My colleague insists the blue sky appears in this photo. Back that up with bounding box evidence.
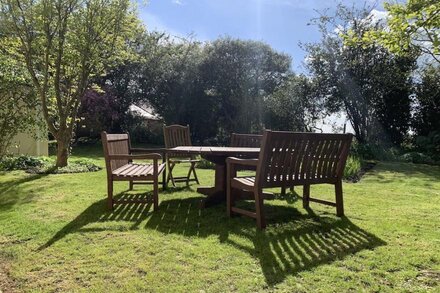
[139,0,388,73]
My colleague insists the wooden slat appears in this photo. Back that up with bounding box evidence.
[231,207,257,218]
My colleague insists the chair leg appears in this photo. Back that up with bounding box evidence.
[335,180,344,217]
[129,180,133,191]
[167,161,176,187]
[185,163,193,186]
[303,184,310,209]
[191,162,200,184]
[153,178,159,211]
[226,174,233,218]
[281,186,286,196]
[107,179,114,210]
[290,186,295,193]
[255,189,266,229]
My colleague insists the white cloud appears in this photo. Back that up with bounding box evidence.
[172,0,184,5]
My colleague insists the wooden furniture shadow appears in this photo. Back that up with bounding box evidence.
[226,130,353,229]
[163,124,200,187]
[101,132,165,210]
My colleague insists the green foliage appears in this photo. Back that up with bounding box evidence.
[0,0,143,166]
[414,131,440,162]
[413,66,440,137]
[196,158,215,169]
[0,155,101,173]
[343,156,362,180]
[305,5,418,145]
[351,142,401,161]
[264,74,318,131]
[400,152,436,165]
[381,0,439,64]
[0,53,42,157]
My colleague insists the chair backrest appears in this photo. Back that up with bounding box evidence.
[101,132,130,173]
[230,133,262,147]
[163,124,192,158]
[255,130,353,188]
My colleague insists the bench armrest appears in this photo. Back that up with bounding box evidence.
[108,154,162,161]
[226,157,259,167]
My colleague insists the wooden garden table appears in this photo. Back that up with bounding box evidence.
[168,146,261,207]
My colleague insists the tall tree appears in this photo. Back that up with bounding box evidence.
[199,38,291,139]
[304,5,418,145]
[0,0,141,166]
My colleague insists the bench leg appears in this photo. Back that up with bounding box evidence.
[281,186,286,196]
[153,178,159,211]
[129,180,133,190]
[255,189,266,229]
[107,179,114,210]
[335,180,344,217]
[302,184,310,209]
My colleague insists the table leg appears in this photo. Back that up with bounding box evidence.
[197,162,226,207]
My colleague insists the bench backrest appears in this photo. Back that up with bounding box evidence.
[101,132,130,173]
[163,124,192,158]
[256,131,353,188]
[230,133,262,147]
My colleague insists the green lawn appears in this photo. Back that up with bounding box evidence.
[1,146,439,292]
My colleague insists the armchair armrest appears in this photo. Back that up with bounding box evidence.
[226,157,259,167]
[108,154,162,161]
[131,147,167,154]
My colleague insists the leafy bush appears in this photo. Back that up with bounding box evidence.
[196,158,215,169]
[400,152,435,165]
[0,155,101,174]
[414,131,440,163]
[0,155,48,171]
[351,142,401,161]
[343,156,362,180]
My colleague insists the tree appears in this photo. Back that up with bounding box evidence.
[304,5,418,145]
[199,38,291,141]
[0,52,41,157]
[264,74,318,131]
[0,0,141,166]
[413,65,440,137]
[376,0,440,64]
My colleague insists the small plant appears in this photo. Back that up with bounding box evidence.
[343,156,362,180]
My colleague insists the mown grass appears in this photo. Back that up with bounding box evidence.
[0,145,439,292]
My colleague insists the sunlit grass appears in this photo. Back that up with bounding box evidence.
[0,146,439,292]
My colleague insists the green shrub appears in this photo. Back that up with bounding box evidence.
[196,159,215,169]
[351,142,401,161]
[0,155,101,173]
[0,155,48,171]
[400,152,435,165]
[343,156,362,180]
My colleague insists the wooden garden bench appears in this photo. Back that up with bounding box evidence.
[163,124,200,186]
[101,132,165,211]
[226,130,353,229]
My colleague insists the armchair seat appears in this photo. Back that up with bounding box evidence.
[231,176,256,190]
[113,163,166,179]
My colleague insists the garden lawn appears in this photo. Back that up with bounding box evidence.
[0,146,439,292]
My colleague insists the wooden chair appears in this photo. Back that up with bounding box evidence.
[226,130,353,229]
[101,132,166,211]
[163,124,200,186]
[230,133,263,148]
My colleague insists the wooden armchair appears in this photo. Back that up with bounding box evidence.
[101,132,166,211]
[226,130,353,229]
[163,124,200,186]
[230,133,263,148]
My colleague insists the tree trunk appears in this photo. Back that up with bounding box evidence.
[56,137,70,167]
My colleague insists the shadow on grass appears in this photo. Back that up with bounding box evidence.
[40,190,385,286]
[0,173,49,212]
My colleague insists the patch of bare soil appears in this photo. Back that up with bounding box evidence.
[0,260,18,293]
